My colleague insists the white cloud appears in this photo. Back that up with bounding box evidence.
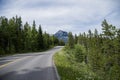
[0,0,120,34]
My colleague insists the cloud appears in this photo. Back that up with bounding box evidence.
[0,0,120,34]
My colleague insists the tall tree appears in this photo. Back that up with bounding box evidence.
[0,17,9,54]
[37,25,44,50]
[74,34,78,44]
[43,32,50,49]
[102,19,116,39]
[0,16,61,56]
[68,32,74,48]
[23,22,32,51]
[14,16,23,52]
[31,20,38,51]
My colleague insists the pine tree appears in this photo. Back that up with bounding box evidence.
[68,32,74,48]
[31,20,38,51]
[37,25,44,50]
[14,16,23,52]
[8,17,16,53]
[0,16,60,56]
[51,36,59,46]
[74,34,78,44]
[0,17,9,54]
[43,32,50,49]
[23,22,32,51]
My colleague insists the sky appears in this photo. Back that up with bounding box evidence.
[0,0,120,35]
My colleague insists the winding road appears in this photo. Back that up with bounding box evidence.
[0,46,62,80]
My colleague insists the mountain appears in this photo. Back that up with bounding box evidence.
[54,30,68,43]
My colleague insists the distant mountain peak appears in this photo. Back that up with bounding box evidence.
[58,30,63,32]
[54,30,68,43]
[57,30,66,32]
[56,30,66,33]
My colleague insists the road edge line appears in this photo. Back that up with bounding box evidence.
[0,56,31,69]
[52,54,60,80]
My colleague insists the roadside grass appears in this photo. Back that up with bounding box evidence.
[54,48,97,80]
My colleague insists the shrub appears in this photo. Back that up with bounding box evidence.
[74,44,86,63]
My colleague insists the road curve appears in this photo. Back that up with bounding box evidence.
[0,46,63,80]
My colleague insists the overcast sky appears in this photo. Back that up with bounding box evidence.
[0,0,120,34]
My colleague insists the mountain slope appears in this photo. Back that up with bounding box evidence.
[54,30,68,43]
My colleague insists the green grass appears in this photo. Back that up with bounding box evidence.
[54,48,97,80]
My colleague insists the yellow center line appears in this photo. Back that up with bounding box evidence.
[0,56,31,69]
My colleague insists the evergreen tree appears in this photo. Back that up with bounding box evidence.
[74,34,78,44]
[14,16,23,52]
[37,25,44,50]
[23,22,32,51]
[31,20,38,51]
[59,40,65,46]
[68,32,74,48]
[43,32,50,49]
[0,16,60,56]
[0,17,9,54]
[52,36,59,46]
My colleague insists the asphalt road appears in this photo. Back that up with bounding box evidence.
[0,46,63,80]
